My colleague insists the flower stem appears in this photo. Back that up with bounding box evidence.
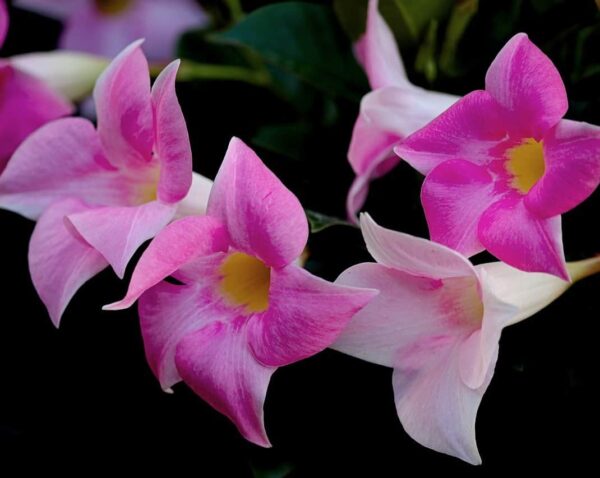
[150,60,271,87]
[225,0,244,23]
[567,256,600,283]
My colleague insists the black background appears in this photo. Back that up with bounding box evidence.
[2,0,600,475]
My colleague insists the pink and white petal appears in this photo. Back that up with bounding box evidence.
[422,159,500,257]
[248,264,377,367]
[175,320,276,447]
[0,64,73,171]
[67,200,177,279]
[207,137,308,268]
[355,0,407,89]
[393,340,491,465]
[361,86,458,143]
[138,254,226,389]
[152,59,192,204]
[0,0,7,47]
[394,90,507,175]
[93,39,153,168]
[525,119,600,218]
[28,198,108,327]
[333,262,475,367]
[478,195,568,280]
[13,0,83,19]
[0,117,132,220]
[105,215,229,310]
[360,213,477,280]
[175,172,213,218]
[485,33,567,137]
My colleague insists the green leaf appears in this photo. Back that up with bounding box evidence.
[306,210,355,234]
[439,0,479,77]
[212,2,369,101]
[414,20,439,83]
[333,0,368,41]
[252,123,315,161]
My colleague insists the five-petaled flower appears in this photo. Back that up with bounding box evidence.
[346,0,457,221]
[104,137,377,447]
[395,33,600,279]
[0,40,211,325]
[333,213,600,464]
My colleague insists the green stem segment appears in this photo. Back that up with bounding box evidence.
[567,256,600,283]
[149,61,271,87]
[225,0,244,23]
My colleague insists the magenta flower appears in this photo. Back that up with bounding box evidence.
[333,214,600,464]
[15,0,208,61]
[105,137,377,446]
[347,0,458,220]
[395,33,600,279]
[0,40,211,325]
[0,0,73,171]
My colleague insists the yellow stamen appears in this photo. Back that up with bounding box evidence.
[220,253,271,313]
[95,0,133,15]
[506,138,545,194]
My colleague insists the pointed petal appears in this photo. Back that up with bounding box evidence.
[28,198,108,327]
[176,320,275,447]
[422,159,498,257]
[93,40,153,168]
[67,201,176,278]
[152,59,192,204]
[207,137,308,268]
[248,265,377,367]
[393,341,490,465]
[394,90,506,175]
[13,0,82,19]
[0,65,73,170]
[0,117,132,220]
[478,195,568,280]
[355,0,407,89]
[175,172,213,218]
[138,253,226,389]
[10,51,109,102]
[525,119,600,217]
[485,33,567,137]
[361,85,458,140]
[360,213,477,280]
[105,215,229,310]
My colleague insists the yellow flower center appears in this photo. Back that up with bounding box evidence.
[95,0,133,15]
[505,138,545,194]
[220,253,271,313]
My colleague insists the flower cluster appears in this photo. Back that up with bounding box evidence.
[2,0,599,467]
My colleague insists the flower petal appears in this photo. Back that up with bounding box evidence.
[355,0,407,89]
[0,0,8,47]
[422,159,498,257]
[28,198,108,327]
[478,195,568,280]
[485,33,567,137]
[175,172,213,218]
[0,117,131,220]
[207,137,308,268]
[0,64,73,171]
[248,264,377,367]
[525,119,600,218]
[105,215,229,310]
[360,213,477,280]
[152,59,193,204]
[394,90,506,175]
[13,0,82,19]
[67,201,176,278]
[393,341,490,465]
[176,320,276,447]
[138,253,226,389]
[93,39,153,169]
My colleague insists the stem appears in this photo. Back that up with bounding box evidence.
[567,256,600,283]
[150,61,271,87]
[225,0,244,23]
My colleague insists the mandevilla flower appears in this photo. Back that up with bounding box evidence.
[347,0,457,221]
[104,137,377,447]
[15,0,209,61]
[0,0,73,171]
[395,33,600,279]
[333,214,600,464]
[0,40,211,325]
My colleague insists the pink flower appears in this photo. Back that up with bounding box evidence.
[395,33,600,279]
[0,0,73,171]
[105,137,377,447]
[333,213,600,464]
[0,40,211,326]
[14,0,209,61]
[347,0,458,221]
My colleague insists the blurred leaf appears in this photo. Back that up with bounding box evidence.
[414,20,439,83]
[333,0,368,41]
[251,462,294,478]
[212,2,368,101]
[252,122,314,160]
[439,0,479,77]
[306,210,354,233]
